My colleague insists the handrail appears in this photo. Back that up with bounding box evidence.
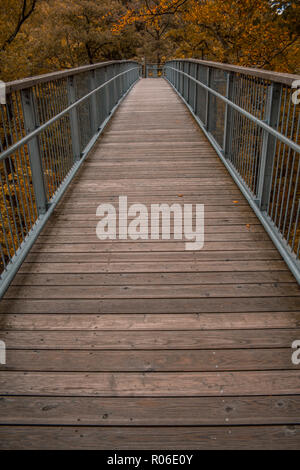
[172,59,300,86]
[164,60,300,283]
[0,60,141,297]
[6,60,138,92]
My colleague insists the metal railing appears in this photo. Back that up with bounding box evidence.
[164,59,300,283]
[0,60,140,296]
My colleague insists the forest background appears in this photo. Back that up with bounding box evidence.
[0,0,299,83]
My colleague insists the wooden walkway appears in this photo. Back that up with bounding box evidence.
[0,78,300,449]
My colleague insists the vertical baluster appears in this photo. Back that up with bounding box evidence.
[103,67,110,120]
[180,62,184,96]
[186,62,190,104]
[20,88,48,215]
[256,82,282,210]
[89,70,99,135]
[193,64,198,113]
[205,67,211,131]
[113,64,118,106]
[223,72,234,158]
[67,76,81,162]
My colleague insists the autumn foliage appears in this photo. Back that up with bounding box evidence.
[0,0,299,82]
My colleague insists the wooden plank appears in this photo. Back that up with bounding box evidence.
[57,195,250,203]
[100,135,204,143]
[1,348,297,372]
[1,396,300,426]
[40,224,265,235]
[55,204,253,214]
[17,260,289,274]
[87,152,218,158]
[12,271,295,286]
[5,283,300,299]
[0,425,299,450]
[23,250,282,263]
[93,143,222,150]
[77,171,234,179]
[83,162,225,168]
[78,153,231,160]
[48,210,256,220]
[1,329,298,349]
[39,227,267,239]
[72,180,238,191]
[59,205,252,213]
[29,241,275,253]
[37,218,262,228]
[2,312,300,331]
[1,296,299,314]
[0,371,299,396]
[64,189,244,197]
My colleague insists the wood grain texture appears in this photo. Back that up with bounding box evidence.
[1,371,300,396]
[0,425,299,450]
[1,312,300,330]
[1,329,299,349]
[5,283,300,299]
[1,78,300,450]
[1,296,299,313]
[1,396,299,426]
[2,348,298,371]
[12,271,295,286]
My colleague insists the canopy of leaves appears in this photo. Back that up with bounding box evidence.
[0,0,299,81]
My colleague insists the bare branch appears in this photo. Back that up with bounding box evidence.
[1,0,38,52]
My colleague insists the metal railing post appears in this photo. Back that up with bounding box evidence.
[20,88,48,215]
[89,70,99,134]
[105,67,111,113]
[184,62,189,101]
[223,71,234,157]
[205,67,211,130]
[67,76,81,162]
[193,64,198,112]
[180,62,184,95]
[187,63,191,106]
[119,64,124,96]
[122,64,126,93]
[256,82,282,210]
[117,63,122,99]
[103,67,111,117]
[113,64,118,105]
[96,68,105,126]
